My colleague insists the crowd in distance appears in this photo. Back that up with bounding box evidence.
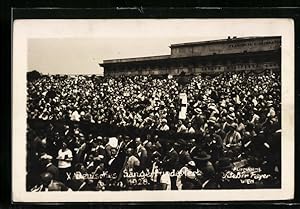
[27,70,281,191]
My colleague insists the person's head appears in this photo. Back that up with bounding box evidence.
[62,142,67,150]
[117,134,123,141]
[229,123,238,132]
[74,163,85,172]
[161,118,167,125]
[40,172,53,187]
[135,137,142,146]
[96,136,103,144]
[188,138,196,147]
[187,160,197,171]
[207,124,215,134]
[124,135,130,143]
[173,142,181,152]
[214,123,221,132]
[215,157,233,173]
[194,151,211,164]
[208,116,216,125]
[88,133,93,140]
[145,141,153,150]
[88,154,94,161]
[226,115,234,123]
[79,133,85,142]
[103,137,109,145]
[165,142,174,151]
[111,148,117,157]
[40,154,53,166]
[152,151,161,162]
[146,134,152,141]
[126,148,134,156]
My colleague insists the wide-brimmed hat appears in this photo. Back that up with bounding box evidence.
[193,151,211,161]
[215,157,233,171]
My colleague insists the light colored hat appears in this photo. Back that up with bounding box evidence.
[267,101,273,107]
[195,108,202,114]
[161,119,167,123]
[187,161,196,167]
[229,123,238,129]
[40,154,53,160]
[227,115,234,121]
[108,137,118,148]
[208,117,217,124]
[142,140,149,146]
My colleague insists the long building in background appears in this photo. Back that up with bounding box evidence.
[99,36,281,76]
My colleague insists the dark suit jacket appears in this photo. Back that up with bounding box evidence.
[46,164,60,180]
[137,145,148,169]
[179,150,193,166]
[163,148,179,171]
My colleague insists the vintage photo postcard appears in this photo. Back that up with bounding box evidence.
[12,19,294,202]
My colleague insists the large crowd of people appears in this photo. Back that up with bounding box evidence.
[27,70,281,191]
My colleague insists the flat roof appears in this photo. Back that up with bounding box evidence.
[101,55,170,65]
[100,50,280,67]
[170,36,281,48]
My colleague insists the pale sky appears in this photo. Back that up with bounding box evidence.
[28,36,224,75]
[26,19,286,75]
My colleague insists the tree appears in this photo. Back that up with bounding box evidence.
[27,70,42,81]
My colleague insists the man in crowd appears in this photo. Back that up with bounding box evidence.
[135,137,148,170]
[57,141,73,185]
[31,172,70,192]
[40,153,59,181]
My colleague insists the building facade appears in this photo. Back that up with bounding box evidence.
[99,36,281,76]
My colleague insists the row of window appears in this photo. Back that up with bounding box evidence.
[107,63,279,72]
[228,40,280,48]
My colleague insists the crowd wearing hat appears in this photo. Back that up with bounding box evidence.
[27,70,281,191]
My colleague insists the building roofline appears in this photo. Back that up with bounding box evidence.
[99,50,280,67]
[169,36,281,48]
[100,55,171,66]
[99,36,281,67]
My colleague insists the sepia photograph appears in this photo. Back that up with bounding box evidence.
[13,19,294,202]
